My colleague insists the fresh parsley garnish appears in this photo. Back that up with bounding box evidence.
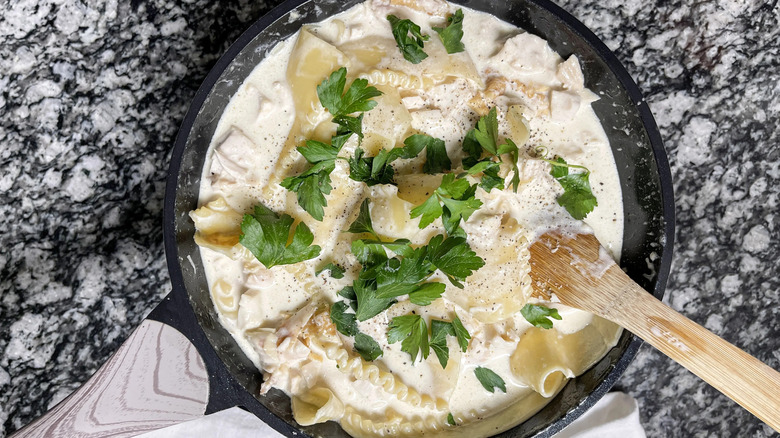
[239,204,321,269]
[451,315,471,352]
[408,282,446,306]
[447,412,457,426]
[433,9,465,54]
[316,262,345,279]
[280,138,343,221]
[330,301,384,361]
[426,234,486,287]
[430,319,455,368]
[282,68,382,220]
[349,199,483,291]
[408,134,451,174]
[347,198,381,240]
[544,157,598,220]
[387,15,429,64]
[354,332,383,361]
[410,173,482,235]
[338,285,358,311]
[520,303,562,329]
[317,67,382,136]
[389,316,471,367]
[348,134,449,186]
[369,233,483,298]
[474,366,506,393]
[462,107,521,192]
[353,278,397,321]
[330,301,358,336]
[337,200,480,360]
[388,314,430,362]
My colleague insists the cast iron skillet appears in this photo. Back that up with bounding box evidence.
[158,0,675,437]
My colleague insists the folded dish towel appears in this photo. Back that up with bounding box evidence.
[138,391,645,438]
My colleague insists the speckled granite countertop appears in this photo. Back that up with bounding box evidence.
[1,0,778,436]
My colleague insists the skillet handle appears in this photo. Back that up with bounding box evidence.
[10,319,209,438]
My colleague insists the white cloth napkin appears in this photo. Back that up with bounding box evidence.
[138,391,645,438]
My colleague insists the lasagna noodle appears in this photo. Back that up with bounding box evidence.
[510,317,622,397]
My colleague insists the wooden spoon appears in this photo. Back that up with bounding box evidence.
[528,231,780,432]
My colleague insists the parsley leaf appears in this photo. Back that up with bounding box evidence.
[474,367,506,393]
[239,204,321,269]
[545,157,598,220]
[351,239,390,268]
[354,279,396,321]
[430,319,455,368]
[338,286,358,311]
[461,129,482,168]
[280,150,338,221]
[354,332,383,361]
[280,132,357,221]
[498,138,521,193]
[388,314,429,362]
[347,147,372,179]
[347,198,380,240]
[409,194,443,229]
[388,314,469,368]
[401,134,451,174]
[433,9,465,54]
[408,282,446,306]
[426,234,485,287]
[462,108,522,192]
[316,263,345,279]
[410,173,482,234]
[473,107,500,155]
[374,247,435,299]
[317,67,382,133]
[520,303,562,329]
[348,134,447,185]
[330,301,358,336]
[387,15,429,64]
[447,413,457,426]
[451,315,471,352]
[467,160,504,192]
[296,139,340,162]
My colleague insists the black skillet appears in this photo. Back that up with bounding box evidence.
[13,0,674,437]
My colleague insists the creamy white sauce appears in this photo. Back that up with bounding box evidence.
[192,1,624,436]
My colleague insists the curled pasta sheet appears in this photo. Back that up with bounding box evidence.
[323,342,447,411]
[509,317,622,397]
[210,278,240,319]
[292,387,346,426]
[359,69,433,91]
[190,197,242,255]
[341,405,448,438]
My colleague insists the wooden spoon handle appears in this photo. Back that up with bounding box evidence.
[602,269,780,432]
[12,320,209,438]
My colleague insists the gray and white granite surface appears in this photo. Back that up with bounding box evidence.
[0,0,777,437]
